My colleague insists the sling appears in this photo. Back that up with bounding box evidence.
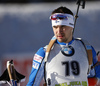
[44,36,93,85]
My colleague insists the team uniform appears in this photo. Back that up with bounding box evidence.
[26,39,100,86]
[27,13,100,86]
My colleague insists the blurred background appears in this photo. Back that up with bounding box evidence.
[0,0,100,86]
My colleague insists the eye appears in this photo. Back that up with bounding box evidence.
[61,25,66,30]
[53,26,58,29]
[61,25,66,28]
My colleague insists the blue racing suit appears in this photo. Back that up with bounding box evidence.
[26,38,100,86]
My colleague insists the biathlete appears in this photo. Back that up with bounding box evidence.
[27,6,100,86]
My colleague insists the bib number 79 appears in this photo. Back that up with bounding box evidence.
[62,61,80,76]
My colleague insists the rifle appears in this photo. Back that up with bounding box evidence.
[73,0,86,34]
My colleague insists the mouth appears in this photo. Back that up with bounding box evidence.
[57,35,64,39]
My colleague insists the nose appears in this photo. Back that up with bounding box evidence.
[57,27,63,34]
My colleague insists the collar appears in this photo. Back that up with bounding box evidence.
[55,38,74,46]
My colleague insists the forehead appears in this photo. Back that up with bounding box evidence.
[53,25,73,28]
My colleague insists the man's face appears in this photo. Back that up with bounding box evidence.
[53,25,73,43]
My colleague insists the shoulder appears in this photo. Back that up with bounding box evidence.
[35,45,48,58]
[75,38,91,47]
[35,47,46,58]
[75,38,97,58]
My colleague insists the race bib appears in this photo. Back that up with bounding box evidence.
[55,81,87,86]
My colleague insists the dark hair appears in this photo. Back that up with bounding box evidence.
[51,6,73,16]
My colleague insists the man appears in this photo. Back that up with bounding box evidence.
[26,6,100,86]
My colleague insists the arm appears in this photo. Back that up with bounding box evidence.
[88,46,100,78]
[88,47,100,85]
[26,47,45,86]
[92,47,100,79]
[88,47,98,77]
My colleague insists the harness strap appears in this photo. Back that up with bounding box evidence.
[44,37,93,84]
[45,37,93,66]
[44,36,56,85]
[76,38,93,73]
[44,36,56,62]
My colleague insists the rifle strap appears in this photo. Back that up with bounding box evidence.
[44,36,56,84]
[76,38,93,73]
[45,37,93,68]
[44,36,56,62]
[44,37,93,84]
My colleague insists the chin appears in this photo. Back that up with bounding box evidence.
[58,39,64,43]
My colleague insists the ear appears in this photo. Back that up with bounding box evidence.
[71,28,74,33]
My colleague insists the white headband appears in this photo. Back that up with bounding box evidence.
[50,13,74,28]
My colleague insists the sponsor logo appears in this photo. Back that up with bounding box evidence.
[69,23,74,25]
[55,20,60,23]
[34,54,43,63]
[61,46,75,56]
[32,61,39,69]
[55,81,87,86]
